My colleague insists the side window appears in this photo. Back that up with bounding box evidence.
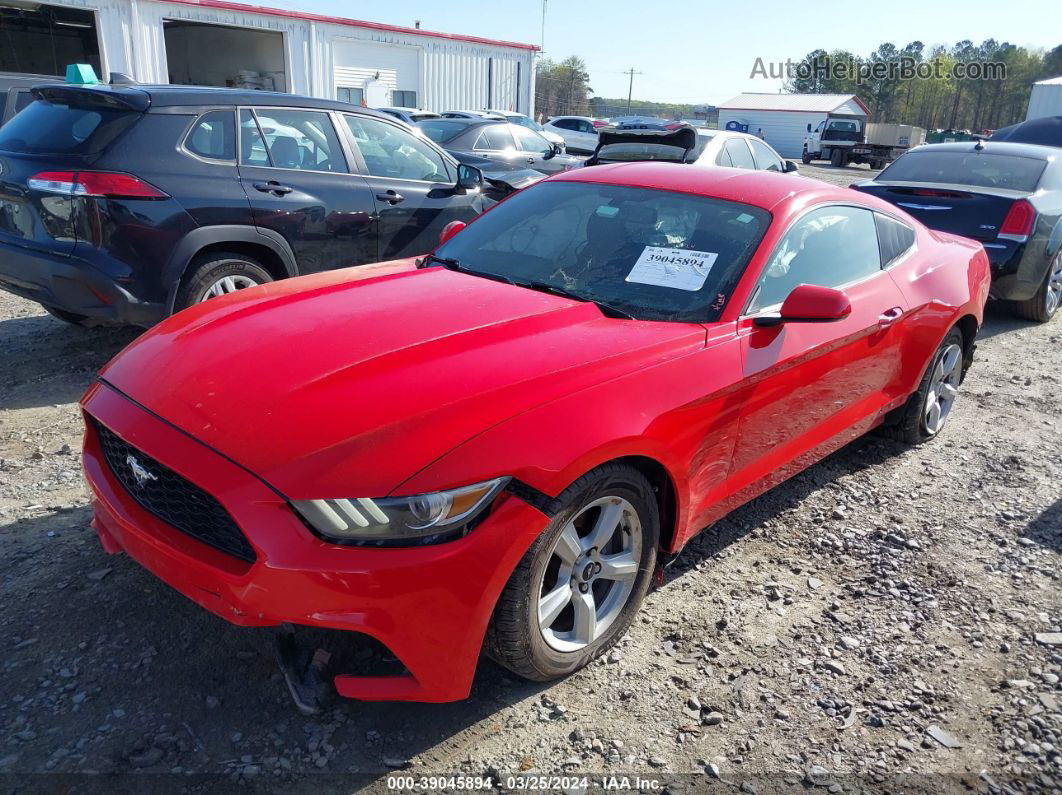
[875,213,916,266]
[724,138,755,169]
[249,109,345,172]
[473,125,515,151]
[747,206,882,313]
[715,146,734,167]
[815,121,826,133]
[578,120,595,133]
[392,90,417,107]
[513,125,550,155]
[552,118,575,131]
[344,114,450,182]
[748,138,783,172]
[239,109,270,166]
[185,110,236,161]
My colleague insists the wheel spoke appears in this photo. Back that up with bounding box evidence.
[583,500,623,551]
[597,551,637,581]
[925,397,941,433]
[938,382,958,405]
[572,589,598,643]
[554,522,582,565]
[941,346,961,379]
[538,582,573,628]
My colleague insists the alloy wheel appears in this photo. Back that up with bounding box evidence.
[1044,251,1062,318]
[922,343,962,435]
[536,496,641,653]
[200,274,259,301]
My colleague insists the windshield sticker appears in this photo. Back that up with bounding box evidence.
[736,213,755,224]
[626,246,718,292]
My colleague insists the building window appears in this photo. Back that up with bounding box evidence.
[392,90,417,108]
[337,87,365,106]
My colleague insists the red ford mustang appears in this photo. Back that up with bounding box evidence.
[80,163,990,707]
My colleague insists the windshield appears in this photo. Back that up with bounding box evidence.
[510,115,543,131]
[417,120,467,144]
[433,181,770,322]
[879,150,1047,192]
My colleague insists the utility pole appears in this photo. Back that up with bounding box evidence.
[624,68,642,114]
[540,0,547,55]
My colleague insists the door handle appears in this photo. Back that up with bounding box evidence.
[878,307,904,326]
[253,181,292,195]
[526,157,536,165]
[376,190,405,205]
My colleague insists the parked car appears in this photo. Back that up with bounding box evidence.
[440,109,507,120]
[990,116,1062,148]
[543,116,600,153]
[483,109,565,150]
[585,125,799,173]
[376,106,441,125]
[0,72,58,127]
[416,118,580,175]
[81,163,988,709]
[852,141,1062,322]
[0,83,496,327]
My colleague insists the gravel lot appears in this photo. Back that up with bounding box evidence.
[1,162,1059,793]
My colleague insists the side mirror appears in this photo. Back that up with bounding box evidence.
[753,284,851,327]
[806,123,812,132]
[439,220,466,246]
[456,163,483,191]
[544,143,559,159]
[784,160,799,173]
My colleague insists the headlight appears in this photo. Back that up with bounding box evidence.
[292,477,510,546]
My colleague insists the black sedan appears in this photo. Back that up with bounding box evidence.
[416,118,581,175]
[853,141,1062,322]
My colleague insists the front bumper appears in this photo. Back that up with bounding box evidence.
[0,242,164,326]
[81,381,550,702]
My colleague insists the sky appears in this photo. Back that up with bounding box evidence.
[262,0,1060,104]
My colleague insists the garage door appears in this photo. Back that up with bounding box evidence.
[333,40,420,107]
[0,3,100,77]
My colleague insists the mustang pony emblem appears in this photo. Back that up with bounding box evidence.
[125,454,157,487]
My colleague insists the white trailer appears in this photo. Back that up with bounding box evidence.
[1027,76,1062,120]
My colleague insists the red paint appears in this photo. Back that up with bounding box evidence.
[438,220,466,246]
[82,164,989,702]
[164,0,538,51]
[779,284,852,321]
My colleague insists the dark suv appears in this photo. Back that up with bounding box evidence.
[0,84,488,326]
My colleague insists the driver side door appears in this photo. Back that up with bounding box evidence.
[727,204,908,502]
[341,113,479,261]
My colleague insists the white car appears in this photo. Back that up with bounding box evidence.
[483,109,565,151]
[586,126,798,174]
[543,116,600,154]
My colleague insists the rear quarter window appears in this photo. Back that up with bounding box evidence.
[0,100,138,154]
[880,150,1047,192]
[875,213,916,266]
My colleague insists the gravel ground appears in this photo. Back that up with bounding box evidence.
[0,162,1059,794]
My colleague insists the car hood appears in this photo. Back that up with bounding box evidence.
[99,265,705,497]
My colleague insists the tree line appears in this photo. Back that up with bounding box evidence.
[784,41,1062,131]
[534,57,592,120]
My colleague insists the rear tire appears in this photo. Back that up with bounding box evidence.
[1011,249,1062,323]
[175,252,273,313]
[880,328,965,445]
[830,148,845,167]
[485,464,659,682]
[43,306,93,327]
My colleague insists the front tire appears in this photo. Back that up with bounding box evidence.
[1011,249,1062,323]
[881,328,965,445]
[486,464,659,681]
[175,252,273,312]
[801,148,812,165]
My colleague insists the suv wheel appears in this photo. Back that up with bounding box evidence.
[486,464,658,681]
[175,252,273,312]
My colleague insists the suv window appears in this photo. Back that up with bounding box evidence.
[552,118,576,131]
[748,205,881,313]
[184,110,235,161]
[875,213,916,266]
[723,138,755,169]
[239,109,269,166]
[0,100,137,155]
[344,115,450,182]
[513,125,550,155]
[249,109,346,172]
[473,125,514,151]
[748,138,783,172]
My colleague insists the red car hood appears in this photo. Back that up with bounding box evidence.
[99,266,705,497]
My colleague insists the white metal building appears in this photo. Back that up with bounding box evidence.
[0,0,537,114]
[717,93,870,158]
[1027,76,1062,120]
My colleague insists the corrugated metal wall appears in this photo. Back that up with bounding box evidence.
[31,0,534,114]
[717,109,828,158]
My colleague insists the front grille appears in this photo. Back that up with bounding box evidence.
[92,419,256,563]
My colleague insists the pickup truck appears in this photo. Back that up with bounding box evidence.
[802,118,925,169]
